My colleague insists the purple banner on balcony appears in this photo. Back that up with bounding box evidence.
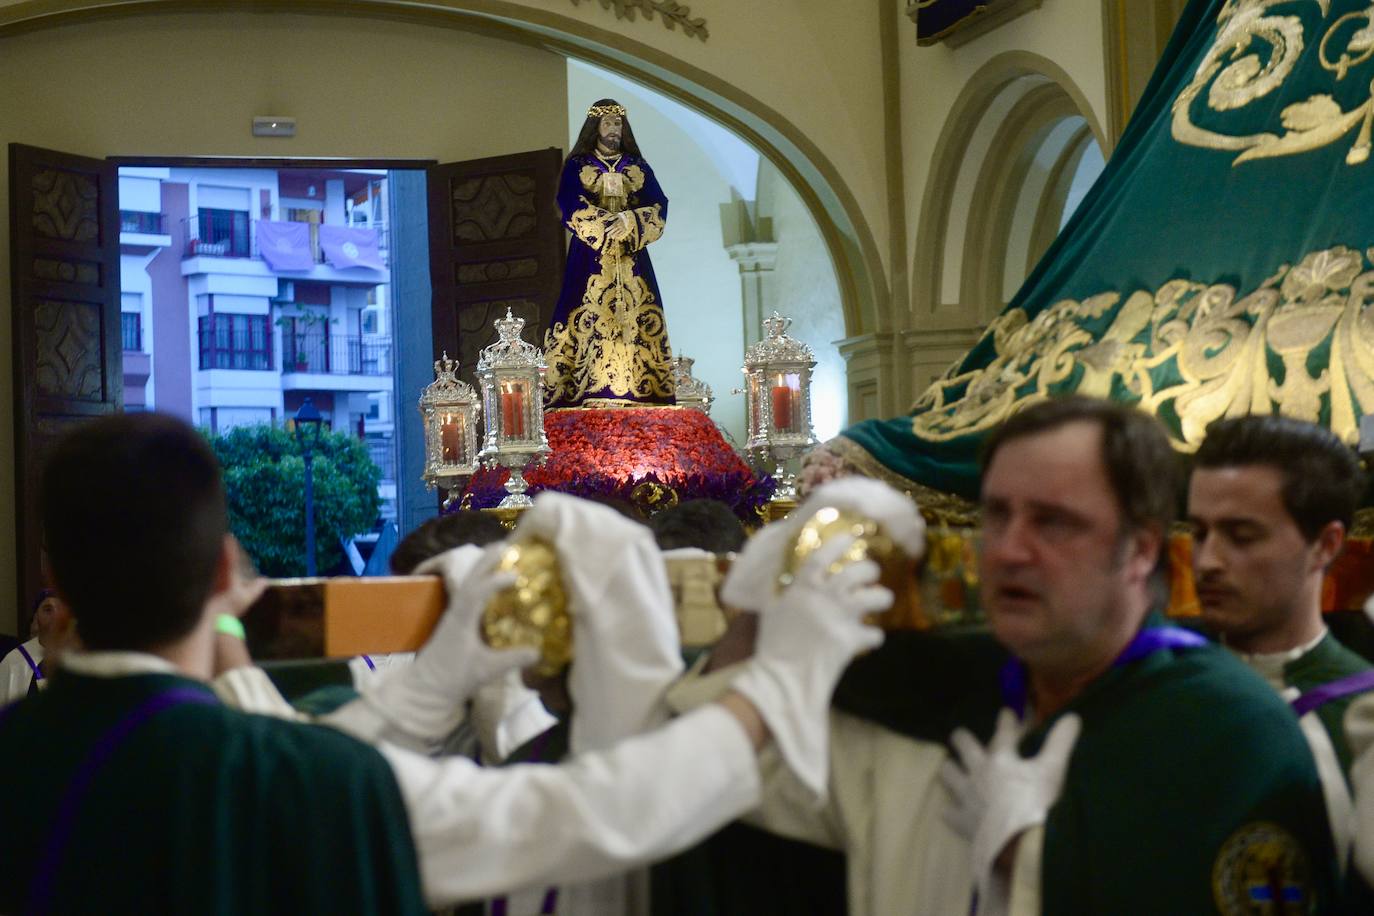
[256,220,315,272]
[320,225,384,271]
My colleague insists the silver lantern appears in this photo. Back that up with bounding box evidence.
[671,355,714,415]
[742,311,816,501]
[419,351,481,510]
[476,308,551,508]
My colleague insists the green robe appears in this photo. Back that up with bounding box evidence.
[1285,633,1374,778]
[835,623,1338,914]
[0,671,426,915]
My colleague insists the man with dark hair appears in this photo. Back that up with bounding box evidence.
[544,98,675,408]
[1189,414,1372,874]
[1,412,904,913]
[389,511,509,575]
[1,413,426,913]
[674,397,1338,913]
[649,498,747,554]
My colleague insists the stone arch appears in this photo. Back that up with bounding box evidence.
[0,0,887,340]
[912,51,1107,324]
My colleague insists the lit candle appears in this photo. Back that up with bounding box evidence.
[501,386,526,438]
[440,413,463,463]
[771,384,794,432]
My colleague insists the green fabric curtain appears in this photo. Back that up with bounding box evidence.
[844,0,1374,499]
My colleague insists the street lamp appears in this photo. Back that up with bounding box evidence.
[294,397,324,577]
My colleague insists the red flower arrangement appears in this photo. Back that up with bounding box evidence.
[462,407,774,520]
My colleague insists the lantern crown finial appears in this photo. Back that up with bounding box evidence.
[763,311,791,339]
[478,307,545,370]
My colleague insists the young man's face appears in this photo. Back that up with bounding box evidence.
[1187,464,1335,650]
[979,421,1159,673]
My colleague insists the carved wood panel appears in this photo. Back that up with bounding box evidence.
[34,300,104,401]
[450,173,537,242]
[428,149,565,385]
[10,143,121,629]
[30,168,100,242]
[456,257,540,285]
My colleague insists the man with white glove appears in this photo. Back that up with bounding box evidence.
[940,709,1081,915]
[669,398,1337,915]
[323,516,891,906]
[334,545,539,751]
[720,475,927,613]
[8,414,903,914]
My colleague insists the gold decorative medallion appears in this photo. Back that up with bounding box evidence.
[1211,822,1312,915]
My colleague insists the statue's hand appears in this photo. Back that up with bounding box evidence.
[606,211,634,242]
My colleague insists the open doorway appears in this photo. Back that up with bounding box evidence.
[117,163,409,529]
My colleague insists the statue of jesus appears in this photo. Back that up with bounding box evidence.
[543,99,676,408]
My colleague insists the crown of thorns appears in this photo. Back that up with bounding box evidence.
[587,104,627,119]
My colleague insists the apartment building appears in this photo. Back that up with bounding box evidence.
[118,165,397,519]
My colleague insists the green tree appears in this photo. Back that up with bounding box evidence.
[206,423,381,577]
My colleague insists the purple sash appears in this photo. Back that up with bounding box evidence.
[1291,669,1374,718]
[999,626,1208,717]
[27,686,218,915]
[17,644,42,681]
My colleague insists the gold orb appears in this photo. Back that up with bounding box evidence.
[481,538,573,676]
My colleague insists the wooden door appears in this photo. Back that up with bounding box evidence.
[427,148,565,390]
[9,144,122,629]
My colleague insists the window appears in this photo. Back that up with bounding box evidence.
[198,314,271,370]
[121,313,142,352]
[119,210,163,234]
[362,309,380,335]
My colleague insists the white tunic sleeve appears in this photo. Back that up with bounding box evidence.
[377,703,760,907]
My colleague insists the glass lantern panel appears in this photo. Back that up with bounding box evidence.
[770,372,802,433]
[440,410,467,465]
[747,374,763,436]
[499,379,530,439]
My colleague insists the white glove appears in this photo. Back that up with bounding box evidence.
[721,476,926,613]
[940,708,1081,907]
[359,544,539,741]
[729,532,891,802]
[515,492,683,752]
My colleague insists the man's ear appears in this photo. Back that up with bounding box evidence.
[1311,520,1346,572]
[1124,524,1165,586]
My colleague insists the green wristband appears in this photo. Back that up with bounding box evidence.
[215,614,246,640]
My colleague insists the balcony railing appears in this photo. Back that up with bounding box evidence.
[184,211,251,258]
[198,315,272,370]
[282,332,392,376]
[120,210,164,234]
[121,313,142,352]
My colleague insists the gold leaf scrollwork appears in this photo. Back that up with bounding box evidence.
[1172,1,1374,165]
[912,245,1374,449]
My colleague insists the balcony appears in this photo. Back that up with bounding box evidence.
[121,210,164,234]
[282,332,391,376]
[281,333,393,394]
[120,209,172,252]
[184,210,251,259]
[182,216,388,285]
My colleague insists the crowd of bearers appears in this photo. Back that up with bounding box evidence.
[17,399,1374,915]
[0,412,905,915]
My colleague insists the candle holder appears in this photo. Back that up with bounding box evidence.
[477,308,551,509]
[418,351,481,510]
[742,312,816,501]
[671,355,714,415]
